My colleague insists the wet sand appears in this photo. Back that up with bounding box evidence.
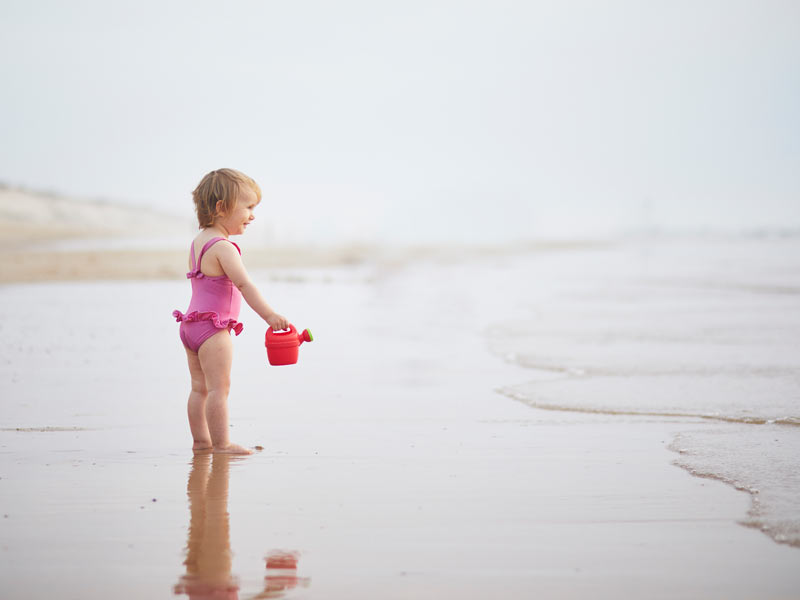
[1,245,799,598]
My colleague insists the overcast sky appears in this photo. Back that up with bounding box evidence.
[1,0,798,244]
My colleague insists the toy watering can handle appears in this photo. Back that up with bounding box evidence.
[267,324,297,336]
[265,324,312,346]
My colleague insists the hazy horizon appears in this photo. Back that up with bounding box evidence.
[1,1,798,244]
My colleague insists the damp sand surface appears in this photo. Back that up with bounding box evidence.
[1,239,800,599]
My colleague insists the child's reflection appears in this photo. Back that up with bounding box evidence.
[174,454,309,600]
[174,453,240,599]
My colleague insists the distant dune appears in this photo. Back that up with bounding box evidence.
[0,184,191,246]
[0,184,596,283]
[0,184,374,282]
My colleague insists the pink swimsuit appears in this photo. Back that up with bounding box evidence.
[173,237,243,353]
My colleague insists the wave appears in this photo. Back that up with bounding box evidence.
[669,429,800,549]
[497,386,800,427]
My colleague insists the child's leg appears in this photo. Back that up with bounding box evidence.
[185,348,212,451]
[197,330,253,455]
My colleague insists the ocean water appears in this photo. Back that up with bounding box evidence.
[484,234,800,548]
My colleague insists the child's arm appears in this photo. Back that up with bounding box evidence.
[216,243,289,330]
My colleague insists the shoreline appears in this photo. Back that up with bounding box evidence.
[0,239,610,284]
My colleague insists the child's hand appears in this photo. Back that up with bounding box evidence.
[267,312,289,331]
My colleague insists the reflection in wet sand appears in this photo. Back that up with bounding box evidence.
[174,455,310,600]
[255,551,311,599]
[174,454,239,599]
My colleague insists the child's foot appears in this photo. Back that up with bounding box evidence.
[192,442,213,454]
[213,443,254,455]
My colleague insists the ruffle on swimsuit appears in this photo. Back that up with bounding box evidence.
[172,309,243,335]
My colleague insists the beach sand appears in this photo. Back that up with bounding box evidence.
[0,196,798,598]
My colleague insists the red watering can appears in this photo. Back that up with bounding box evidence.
[265,324,313,366]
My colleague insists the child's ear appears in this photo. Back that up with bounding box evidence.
[215,200,225,216]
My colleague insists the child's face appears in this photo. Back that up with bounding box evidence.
[217,187,260,235]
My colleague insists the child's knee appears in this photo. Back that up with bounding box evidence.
[207,377,231,396]
[190,377,207,395]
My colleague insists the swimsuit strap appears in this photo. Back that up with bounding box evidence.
[192,237,242,276]
[189,241,198,271]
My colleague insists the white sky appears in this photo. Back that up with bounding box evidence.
[1,0,798,244]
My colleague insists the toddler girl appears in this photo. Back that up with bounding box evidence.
[173,168,288,455]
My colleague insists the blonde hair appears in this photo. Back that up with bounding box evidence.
[192,168,262,228]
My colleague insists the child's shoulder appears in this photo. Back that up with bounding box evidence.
[194,232,240,256]
[193,229,217,244]
[190,231,211,254]
[193,230,226,248]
